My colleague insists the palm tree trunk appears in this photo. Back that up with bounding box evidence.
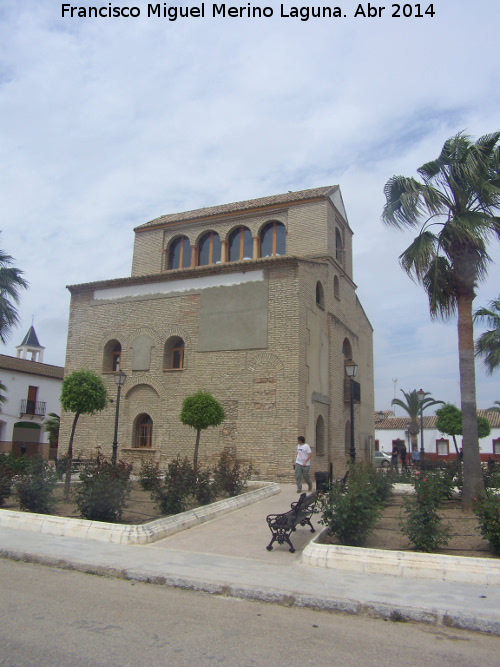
[457,293,485,511]
[64,413,79,501]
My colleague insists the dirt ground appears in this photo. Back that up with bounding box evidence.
[320,493,497,559]
[3,482,187,524]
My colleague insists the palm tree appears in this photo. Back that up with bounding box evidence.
[474,296,500,374]
[0,239,28,344]
[486,401,500,413]
[44,413,60,447]
[382,131,500,510]
[391,389,443,452]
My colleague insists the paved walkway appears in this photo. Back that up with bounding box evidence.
[1,484,499,635]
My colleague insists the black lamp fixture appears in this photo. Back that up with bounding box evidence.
[345,359,358,462]
[112,371,127,465]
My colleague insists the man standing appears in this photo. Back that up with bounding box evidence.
[295,436,312,493]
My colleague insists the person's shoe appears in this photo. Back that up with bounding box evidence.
[297,489,302,493]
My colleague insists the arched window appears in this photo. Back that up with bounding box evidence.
[197,231,221,266]
[334,275,340,299]
[228,226,252,262]
[342,338,352,360]
[168,235,191,270]
[103,340,122,372]
[136,414,153,448]
[316,415,325,456]
[316,281,325,308]
[164,336,185,370]
[335,228,344,262]
[260,221,286,258]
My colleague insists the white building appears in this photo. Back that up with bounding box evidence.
[0,327,64,459]
[375,411,500,462]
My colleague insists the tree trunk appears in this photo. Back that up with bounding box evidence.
[193,428,201,474]
[64,413,79,501]
[457,293,485,511]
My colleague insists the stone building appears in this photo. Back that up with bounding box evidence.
[61,186,374,481]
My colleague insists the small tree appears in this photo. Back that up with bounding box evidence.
[436,403,491,459]
[180,391,225,473]
[60,370,108,499]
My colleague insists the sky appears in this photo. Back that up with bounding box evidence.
[0,0,499,413]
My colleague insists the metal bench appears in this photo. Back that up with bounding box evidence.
[265,492,318,553]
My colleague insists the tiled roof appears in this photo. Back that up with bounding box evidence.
[374,410,500,429]
[0,354,64,380]
[135,185,339,231]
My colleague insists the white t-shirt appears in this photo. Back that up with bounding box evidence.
[296,443,312,466]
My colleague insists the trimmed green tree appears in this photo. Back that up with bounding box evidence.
[180,391,225,473]
[60,371,108,499]
[436,403,491,459]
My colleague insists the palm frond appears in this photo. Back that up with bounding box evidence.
[399,231,437,280]
[422,256,456,320]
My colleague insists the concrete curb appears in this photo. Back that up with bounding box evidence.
[302,533,500,586]
[0,482,280,544]
[2,547,499,636]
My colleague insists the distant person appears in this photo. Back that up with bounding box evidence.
[294,436,312,493]
[401,444,408,471]
[459,447,463,462]
[391,444,399,472]
[412,448,420,469]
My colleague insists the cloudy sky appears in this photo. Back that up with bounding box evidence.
[1,0,499,412]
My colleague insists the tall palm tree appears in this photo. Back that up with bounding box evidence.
[486,401,500,413]
[474,296,500,374]
[382,131,500,510]
[0,239,28,344]
[391,389,443,452]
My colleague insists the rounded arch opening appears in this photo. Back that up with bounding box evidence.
[168,235,191,270]
[259,220,286,258]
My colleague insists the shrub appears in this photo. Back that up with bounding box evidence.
[474,490,500,554]
[213,446,254,497]
[0,464,13,506]
[151,456,195,515]
[14,455,58,514]
[75,454,133,522]
[1,452,30,477]
[193,467,219,506]
[369,466,395,503]
[138,459,162,492]
[317,462,383,546]
[483,460,500,490]
[400,473,451,552]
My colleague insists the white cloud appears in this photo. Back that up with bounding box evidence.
[1,0,499,412]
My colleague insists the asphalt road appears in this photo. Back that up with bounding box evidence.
[0,559,499,666]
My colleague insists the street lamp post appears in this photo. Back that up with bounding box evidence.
[417,388,425,462]
[112,371,127,465]
[345,359,358,463]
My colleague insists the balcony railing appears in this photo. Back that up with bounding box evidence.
[20,399,46,417]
